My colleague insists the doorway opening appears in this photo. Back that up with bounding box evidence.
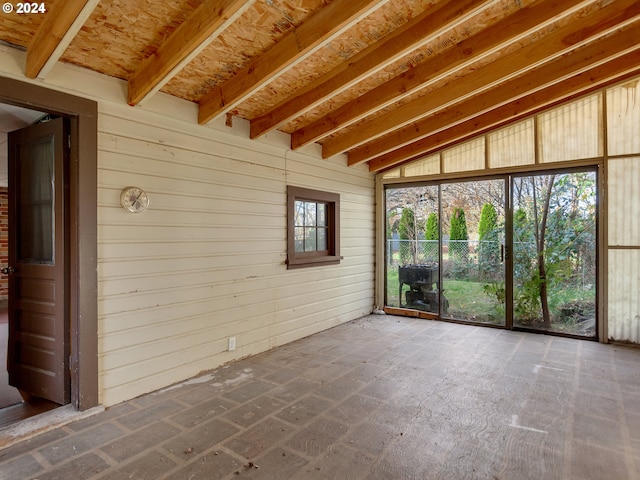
[0,75,98,430]
[0,104,66,426]
[385,168,598,339]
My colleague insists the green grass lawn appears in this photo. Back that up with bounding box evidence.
[386,266,594,330]
[442,279,505,323]
[386,268,504,323]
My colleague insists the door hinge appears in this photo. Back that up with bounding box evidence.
[68,134,71,149]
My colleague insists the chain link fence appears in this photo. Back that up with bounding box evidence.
[388,238,594,286]
[388,239,503,280]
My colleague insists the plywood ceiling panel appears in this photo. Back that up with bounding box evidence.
[0,0,637,172]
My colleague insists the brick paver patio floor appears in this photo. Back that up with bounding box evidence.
[1,314,639,479]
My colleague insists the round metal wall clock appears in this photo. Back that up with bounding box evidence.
[120,186,149,213]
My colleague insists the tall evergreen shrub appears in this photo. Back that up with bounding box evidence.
[449,207,468,265]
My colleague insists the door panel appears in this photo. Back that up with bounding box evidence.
[512,171,597,337]
[440,179,506,325]
[7,117,69,404]
[385,185,440,312]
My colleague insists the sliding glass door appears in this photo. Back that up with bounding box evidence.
[384,168,597,338]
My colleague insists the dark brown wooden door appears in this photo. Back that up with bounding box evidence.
[6,117,69,405]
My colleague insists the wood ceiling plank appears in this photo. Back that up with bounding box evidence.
[128,0,255,106]
[291,0,592,150]
[25,0,100,79]
[197,0,389,125]
[249,0,494,139]
[321,0,640,159]
[366,42,640,172]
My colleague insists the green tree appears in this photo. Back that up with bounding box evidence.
[425,213,438,240]
[449,207,468,264]
[513,208,534,284]
[449,208,468,240]
[478,203,497,241]
[478,203,499,278]
[517,174,556,328]
[424,212,439,262]
[398,207,418,264]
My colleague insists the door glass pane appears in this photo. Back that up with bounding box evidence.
[385,185,440,312]
[17,134,55,264]
[512,171,597,337]
[441,179,506,325]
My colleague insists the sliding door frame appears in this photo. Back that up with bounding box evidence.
[378,160,604,341]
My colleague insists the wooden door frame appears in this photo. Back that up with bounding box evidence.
[0,76,98,410]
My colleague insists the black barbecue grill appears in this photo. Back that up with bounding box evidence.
[398,264,448,313]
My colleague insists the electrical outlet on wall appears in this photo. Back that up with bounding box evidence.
[228,337,236,351]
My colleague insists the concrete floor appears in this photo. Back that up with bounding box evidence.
[1,314,640,479]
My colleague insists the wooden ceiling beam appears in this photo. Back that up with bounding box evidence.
[349,18,640,166]
[322,0,640,159]
[249,0,494,139]
[366,45,640,172]
[128,0,254,106]
[25,0,100,79]
[198,0,388,125]
[290,0,593,151]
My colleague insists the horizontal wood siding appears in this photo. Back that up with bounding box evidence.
[97,104,375,405]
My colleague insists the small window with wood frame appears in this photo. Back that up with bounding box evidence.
[287,186,341,269]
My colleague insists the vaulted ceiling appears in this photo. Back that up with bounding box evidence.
[1,0,638,173]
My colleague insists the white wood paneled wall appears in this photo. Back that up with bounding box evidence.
[0,47,375,406]
[96,106,374,405]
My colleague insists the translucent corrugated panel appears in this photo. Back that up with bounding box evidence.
[382,168,400,179]
[443,137,485,173]
[488,119,535,168]
[538,93,603,163]
[607,79,640,156]
[402,154,440,177]
[608,157,640,246]
[608,249,640,343]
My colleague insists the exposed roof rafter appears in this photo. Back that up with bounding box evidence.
[2,0,635,174]
[368,48,640,172]
[249,0,495,139]
[127,0,255,106]
[25,0,100,79]
[323,0,640,159]
[197,0,390,125]
[289,0,593,151]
